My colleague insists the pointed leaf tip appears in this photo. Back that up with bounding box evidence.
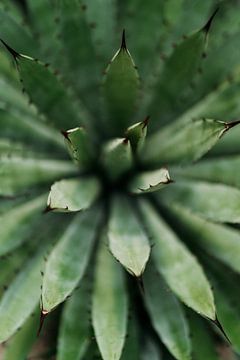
[211,316,232,344]
[0,38,20,60]
[121,29,127,50]
[202,7,219,34]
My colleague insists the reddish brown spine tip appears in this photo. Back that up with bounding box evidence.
[202,7,219,34]
[60,130,69,139]
[0,39,20,60]
[225,119,240,130]
[121,29,127,50]
[37,310,48,337]
[123,138,129,145]
[43,205,52,214]
[142,115,150,129]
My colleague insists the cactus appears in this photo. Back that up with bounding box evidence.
[1,0,240,359]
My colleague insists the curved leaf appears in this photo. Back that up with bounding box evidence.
[144,118,227,166]
[47,177,101,212]
[165,202,240,273]
[101,138,133,181]
[144,264,191,360]
[0,156,75,196]
[3,311,38,360]
[129,168,172,194]
[57,277,91,360]
[139,200,215,320]
[102,32,140,136]
[108,196,150,277]
[0,249,46,342]
[1,44,90,130]
[0,194,47,256]
[160,180,240,223]
[92,239,128,360]
[125,118,148,153]
[42,208,101,313]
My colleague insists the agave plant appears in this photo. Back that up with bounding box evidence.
[2,0,240,359]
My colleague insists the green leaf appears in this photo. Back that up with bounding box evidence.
[0,8,39,57]
[0,194,47,256]
[209,271,240,353]
[42,208,101,313]
[92,238,128,360]
[0,156,75,196]
[128,168,172,194]
[62,127,94,170]
[125,118,148,153]
[26,0,60,64]
[0,108,65,153]
[57,277,91,360]
[84,0,117,59]
[149,25,208,129]
[0,249,46,342]
[160,180,240,223]
[47,177,101,213]
[57,0,100,113]
[1,45,90,130]
[143,118,228,166]
[188,311,219,360]
[139,200,215,320]
[165,203,240,274]
[144,264,191,360]
[101,138,133,181]
[121,315,139,360]
[108,196,150,277]
[3,311,38,360]
[102,32,140,136]
[172,155,240,188]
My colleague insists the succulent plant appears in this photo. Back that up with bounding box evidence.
[2,0,240,359]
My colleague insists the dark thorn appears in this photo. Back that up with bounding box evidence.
[121,29,127,50]
[123,138,129,145]
[43,205,52,214]
[221,119,240,137]
[0,39,20,60]
[37,310,48,337]
[202,7,219,34]
[40,271,44,277]
[137,275,145,296]
[211,316,231,344]
[142,115,150,129]
[60,130,69,140]
[81,4,87,11]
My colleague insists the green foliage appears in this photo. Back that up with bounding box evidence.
[1,1,240,359]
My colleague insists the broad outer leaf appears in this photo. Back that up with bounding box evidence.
[1,45,89,130]
[172,155,240,188]
[3,311,38,360]
[101,138,133,181]
[0,250,46,342]
[160,180,240,223]
[0,194,47,255]
[62,127,94,170]
[129,168,172,194]
[144,265,191,360]
[47,177,100,212]
[102,33,140,136]
[57,277,91,360]
[42,208,100,313]
[108,196,150,277]
[0,156,75,196]
[139,200,215,320]
[143,118,227,166]
[92,239,128,360]
[149,27,208,129]
[165,203,240,274]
